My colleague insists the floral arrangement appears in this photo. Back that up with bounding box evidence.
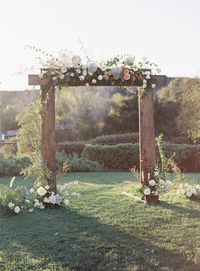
[25,45,161,90]
[30,180,80,209]
[176,183,200,199]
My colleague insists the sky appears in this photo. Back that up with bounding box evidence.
[0,0,200,90]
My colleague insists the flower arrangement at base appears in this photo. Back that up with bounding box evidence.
[30,180,80,209]
[0,185,33,216]
[176,183,200,200]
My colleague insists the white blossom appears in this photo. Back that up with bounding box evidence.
[159,179,165,185]
[37,186,47,196]
[166,180,172,186]
[72,55,81,66]
[79,75,85,81]
[8,202,14,209]
[14,206,20,213]
[64,199,69,205]
[61,67,67,73]
[151,84,156,89]
[98,75,103,81]
[144,188,151,195]
[82,70,87,76]
[92,79,97,84]
[28,209,33,213]
[59,73,64,80]
[45,185,50,190]
[149,179,156,186]
[70,73,75,77]
[30,188,34,193]
[38,74,43,79]
[186,191,192,197]
[111,65,122,76]
[196,184,200,190]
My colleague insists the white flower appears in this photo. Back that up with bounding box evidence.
[59,73,64,79]
[28,208,33,213]
[61,67,67,73]
[64,199,69,206]
[143,79,147,84]
[151,84,156,89]
[53,76,58,81]
[144,188,151,195]
[76,69,81,74]
[14,206,20,213]
[30,188,34,193]
[70,73,75,77]
[111,65,122,76]
[54,194,62,205]
[186,191,192,197]
[88,62,98,74]
[196,184,200,190]
[25,199,30,203]
[38,74,43,79]
[82,70,87,76]
[92,79,97,84]
[72,55,81,66]
[146,74,151,79]
[149,179,156,186]
[98,75,103,81]
[43,197,50,203]
[79,75,85,81]
[45,185,50,190]
[154,191,159,196]
[37,186,47,197]
[159,179,165,185]
[85,83,89,86]
[49,194,56,204]
[8,202,14,209]
[191,188,197,195]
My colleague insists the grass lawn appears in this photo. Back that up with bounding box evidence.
[1,172,200,271]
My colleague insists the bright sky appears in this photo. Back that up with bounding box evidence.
[0,0,200,90]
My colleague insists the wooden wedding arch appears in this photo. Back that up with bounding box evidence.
[28,68,167,202]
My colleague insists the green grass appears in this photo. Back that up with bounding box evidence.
[1,172,200,271]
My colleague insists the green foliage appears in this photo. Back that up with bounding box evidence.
[0,138,17,155]
[0,105,18,131]
[17,100,41,156]
[65,141,86,156]
[56,153,105,172]
[90,132,139,144]
[82,143,139,170]
[0,185,33,215]
[0,153,31,176]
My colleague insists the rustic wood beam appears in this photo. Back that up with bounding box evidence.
[41,85,57,191]
[138,87,157,188]
[28,74,167,87]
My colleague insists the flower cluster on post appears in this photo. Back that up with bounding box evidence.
[39,54,161,90]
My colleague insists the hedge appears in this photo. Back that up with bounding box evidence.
[82,143,139,170]
[82,143,200,172]
[89,133,139,144]
[57,141,86,156]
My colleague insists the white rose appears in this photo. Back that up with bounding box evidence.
[144,188,151,195]
[88,62,98,74]
[64,199,69,206]
[125,57,134,66]
[8,202,14,209]
[79,75,85,81]
[37,186,47,197]
[98,75,103,81]
[166,180,172,186]
[196,184,200,190]
[72,55,81,66]
[82,70,87,76]
[92,79,97,84]
[191,188,197,195]
[45,185,50,190]
[186,191,192,197]
[54,194,62,206]
[49,194,56,204]
[61,67,67,73]
[149,179,156,186]
[43,197,50,203]
[59,73,64,80]
[14,206,20,213]
[151,84,156,89]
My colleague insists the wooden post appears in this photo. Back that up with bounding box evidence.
[41,85,57,191]
[139,88,156,187]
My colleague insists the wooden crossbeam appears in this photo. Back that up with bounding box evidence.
[28,74,167,87]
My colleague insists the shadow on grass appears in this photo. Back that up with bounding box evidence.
[160,201,200,219]
[0,208,199,271]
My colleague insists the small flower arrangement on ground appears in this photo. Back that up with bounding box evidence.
[0,179,33,215]
[30,180,80,210]
[176,183,200,200]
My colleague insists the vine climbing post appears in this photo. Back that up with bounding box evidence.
[41,85,57,191]
[138,87,156,187]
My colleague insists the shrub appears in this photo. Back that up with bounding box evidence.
[90,133,139,144]
[65,141,86,156]
[56,153,105,172]
[83,143,200,172]
[0,153,31,176]
[82,143,139,170]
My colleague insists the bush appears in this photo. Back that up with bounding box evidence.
[164,143,200,172]
[65,141,86,156]
[90,133,139,145]
[56,153,105,172]
[83,143,200,172]
[0,153,31,176]
[82,143,139,170]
